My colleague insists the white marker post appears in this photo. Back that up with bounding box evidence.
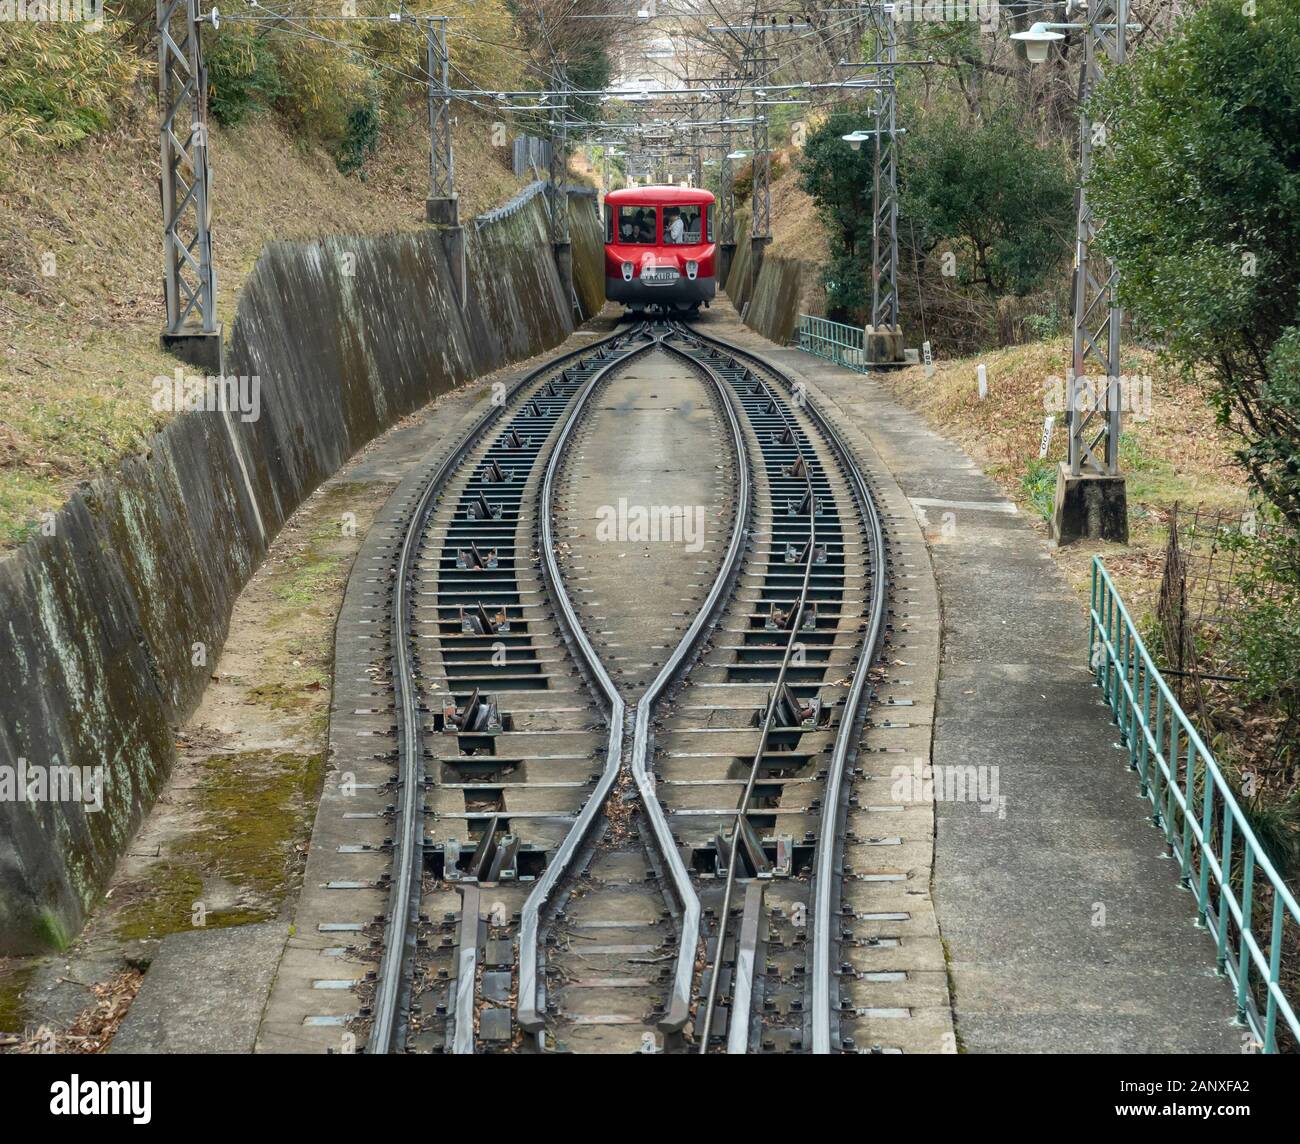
[923,340,934,378]
[977,363,988,400]
[1039,414,1056,459]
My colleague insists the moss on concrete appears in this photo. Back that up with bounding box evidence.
[111,750,324,943]
[0,961,39,1033]
[173,750,326,899]
[114,862,205,942]
[33,908,72,951]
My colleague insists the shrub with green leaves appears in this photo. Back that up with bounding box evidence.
[1221,514,1300,727]
[798,104,876,319]
[334,85,382,176]
[206,30,284,127]
[1089,0,1300,528]
[1020,457,1057,522]
[0,24,144,152]
[902,111,1073,298]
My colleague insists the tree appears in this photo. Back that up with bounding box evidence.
[563,40,612,136]
[1088,0,1300,527]
[798,104,877,319]
[902,110,1073,298]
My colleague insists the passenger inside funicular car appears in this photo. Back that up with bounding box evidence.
[663,203,703,243]
[617,205,657,244]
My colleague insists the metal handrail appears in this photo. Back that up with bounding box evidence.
[1090,556,1300,1053]
[475,180,598,229]
[796,313,870,375]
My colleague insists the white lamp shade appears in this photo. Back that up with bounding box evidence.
[1011,27,1065,65]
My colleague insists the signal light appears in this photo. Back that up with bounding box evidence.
[621,262,634,281]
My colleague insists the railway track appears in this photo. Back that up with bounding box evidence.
[366,323,652,1053]
[360,318,892,1054]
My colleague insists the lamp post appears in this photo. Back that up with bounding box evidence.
[1013,1,1137,543]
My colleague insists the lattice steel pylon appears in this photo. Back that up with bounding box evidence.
[718,85,736,247]
[869,4,899,334]
[425,17,455,212]
[548,69,569,247]
[749,27,771,245]
[1069,0,1129,478]
[690,94,703,188]
[158,0,217,360]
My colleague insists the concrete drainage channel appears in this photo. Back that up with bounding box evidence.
[260,317,946,1054]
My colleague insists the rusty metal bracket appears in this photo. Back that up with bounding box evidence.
[460,602,509,634]
[467,493,502,521]
[456,543,498,570]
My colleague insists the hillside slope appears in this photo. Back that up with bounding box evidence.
[0,101,529,548]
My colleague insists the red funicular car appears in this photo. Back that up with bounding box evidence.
[604,186,716,315]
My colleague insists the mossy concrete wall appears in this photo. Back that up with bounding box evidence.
[569,189,606,318]
[0,196,602,954]
[723,209,824,346]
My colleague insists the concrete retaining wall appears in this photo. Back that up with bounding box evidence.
[724,210,824,345]
[0,196,603,953]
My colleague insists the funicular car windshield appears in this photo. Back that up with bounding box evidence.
[614,205,658,244]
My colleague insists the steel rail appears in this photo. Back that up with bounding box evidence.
[799,381,889,1056]
[368,326,632,1055]
[677,333,819,1053]
[516,327,655,1034]
[447,327,652,1049]
[679,325,890,1056]
[517,327,753,1041]
[630,334,753,1035]
[730,882,766,1052]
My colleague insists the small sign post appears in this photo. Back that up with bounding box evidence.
[1039,414,1056,459]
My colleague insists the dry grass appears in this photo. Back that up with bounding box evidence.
[0,101,528,550]
[767,146,828,265]
[882,339,1251,611]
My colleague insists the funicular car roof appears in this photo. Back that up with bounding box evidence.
[605,186,715,206]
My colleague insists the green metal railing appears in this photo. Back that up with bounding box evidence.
[1090,556,1299,1052]
[797,314,868,373]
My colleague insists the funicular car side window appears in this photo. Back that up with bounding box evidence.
[617,206,658,243]
[663,204,703,243]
